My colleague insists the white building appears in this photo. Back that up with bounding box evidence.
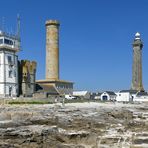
[116,91,133,102]
[134,91,148,102]
[115,90,137,102]
[116,92,131,102]
[73,91,90,99]
[0,31,20,97]
[116,90,148,102]
[100,91,116,101]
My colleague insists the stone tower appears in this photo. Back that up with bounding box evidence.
[36,20,74,95]
[131,32,144,91]
[45,20,60,80]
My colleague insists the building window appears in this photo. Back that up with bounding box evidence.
[8,56,12,64]
[9,86,12,96]
[9,70,13,78]
[14,70,16,77]
[4,38,13,45]
[0,39,3,44]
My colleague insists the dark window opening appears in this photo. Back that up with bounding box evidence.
[9,86,12,96]
[9,70,13,78]
[102,95,108,101]
[8,56,12,64]
[4,38,13,45]
[0,39,3,44]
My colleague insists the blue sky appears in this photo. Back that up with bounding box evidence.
[1,0,148,91]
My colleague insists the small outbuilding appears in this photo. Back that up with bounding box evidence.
[116,90,138,102]
[101,91,116,101]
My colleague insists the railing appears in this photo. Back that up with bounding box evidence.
[0,44,19,51]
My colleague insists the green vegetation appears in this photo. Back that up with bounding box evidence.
[0,98,104,105]
[7,99,88,104]
[8,101,52,105]
[0,98,53,105]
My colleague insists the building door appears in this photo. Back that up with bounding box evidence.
[102,95,108,101]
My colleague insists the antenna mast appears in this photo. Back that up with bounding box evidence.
[17,14,20,40]
[2,17,5,32]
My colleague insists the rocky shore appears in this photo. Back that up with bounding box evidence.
[0,102,148,148]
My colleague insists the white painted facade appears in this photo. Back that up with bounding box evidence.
[101,92,110,101]
[115,90,148,102]
[134,92,148,102]
[100,92,116,101]
[116,92,132,102]
[94,96,101,100]
[134,97,148,102]
[0,32,20,97]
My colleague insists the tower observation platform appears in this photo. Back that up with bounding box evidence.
[0,30,20,52]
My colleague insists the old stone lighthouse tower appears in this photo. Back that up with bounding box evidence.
[131,32,144,91]
[46,20,59,80]
[37,20,73,95]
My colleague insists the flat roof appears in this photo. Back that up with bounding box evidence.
[36,79,74,84]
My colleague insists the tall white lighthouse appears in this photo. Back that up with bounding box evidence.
[0,17,20,97]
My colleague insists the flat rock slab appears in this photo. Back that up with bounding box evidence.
[0,102,147,147]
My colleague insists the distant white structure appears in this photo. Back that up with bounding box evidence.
[65,94,76,100]
[116,90,137,102]
[73,91,90,99]
[116,92,131,102]
[134,91,148,102]
[116,90,148,102]
[90,92,101,100]
[101,91,116,101]
[135,32,141,40]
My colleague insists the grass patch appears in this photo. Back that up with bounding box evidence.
[6,99,52,105]
[8,101,52,105]
[5,98,105,105]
